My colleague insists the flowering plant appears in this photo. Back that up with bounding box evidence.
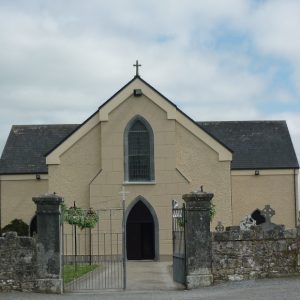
[62,204,99,229]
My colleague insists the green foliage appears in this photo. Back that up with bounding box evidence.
[62,204,99,229]
[210,203,216,222]
[64,264,99,284]
[64,206,85,226]
[80,209,99,229]
[1,219,29,236]
[176,202,216,227]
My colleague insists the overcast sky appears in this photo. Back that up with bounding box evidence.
[1,0,300,168]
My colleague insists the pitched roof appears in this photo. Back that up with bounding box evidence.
[0,121,298,175]
[0,125,78,174]
[198,121,299,170]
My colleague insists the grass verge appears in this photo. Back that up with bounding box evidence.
[64,264,99,284]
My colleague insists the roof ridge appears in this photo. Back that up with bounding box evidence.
[197,120,286,123]
[12,124,80,127]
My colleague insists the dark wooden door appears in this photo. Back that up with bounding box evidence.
[126,201,155,260]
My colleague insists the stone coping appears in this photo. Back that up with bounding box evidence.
[212,226,300,241]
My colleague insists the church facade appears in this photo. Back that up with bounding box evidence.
[0,75,299,259]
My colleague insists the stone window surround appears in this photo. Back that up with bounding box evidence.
[124,115,155,183]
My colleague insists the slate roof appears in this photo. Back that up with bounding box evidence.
[198,121,299,170]
[0,125,79,174]
[0,121,298,175]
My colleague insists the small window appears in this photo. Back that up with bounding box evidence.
[125,116,154,182]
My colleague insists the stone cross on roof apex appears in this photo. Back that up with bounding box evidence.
[133,60,141,76]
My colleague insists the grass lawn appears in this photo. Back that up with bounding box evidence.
[64,264,99,284]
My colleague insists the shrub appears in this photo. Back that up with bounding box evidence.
[1,219,29,236]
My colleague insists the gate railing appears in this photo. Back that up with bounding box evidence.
[63,208,125,291]
[172,202,186,286]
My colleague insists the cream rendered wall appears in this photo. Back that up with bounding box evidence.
[232,172,297,228]
[176,123,232,228]
[47,90,231,257]
[0,178,48,228]
[48,123,101,209]
[89,94,231,257]
[90,95,182,257]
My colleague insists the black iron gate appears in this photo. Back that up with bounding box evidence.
[172,201,186,286]
[62,207,126,291]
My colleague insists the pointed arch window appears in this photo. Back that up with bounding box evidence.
[124,116,154,182]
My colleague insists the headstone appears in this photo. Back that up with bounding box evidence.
[215,221,225,232]
[261,205,275,224]
[260,204,278,231]
[240,215,256,231]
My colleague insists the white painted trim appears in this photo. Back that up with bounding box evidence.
[231,169,299,176]
[46,77,232,165]
[0,174,48,181]
[175,112,232,161]
[123,181,156,185]
[99,79,177,121]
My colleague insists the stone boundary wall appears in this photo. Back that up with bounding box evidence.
[0,194,63,294]
[212,226,300,283]
[0,232,38,292]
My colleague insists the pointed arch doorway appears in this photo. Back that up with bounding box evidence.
[126,197,159,260]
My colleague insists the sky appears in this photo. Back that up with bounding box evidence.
[0,1,300,174]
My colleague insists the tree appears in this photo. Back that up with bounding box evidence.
[62,202,99,266]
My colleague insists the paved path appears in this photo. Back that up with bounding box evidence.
[2,276,300,299]
[126,261,184,290]
[64,260,180,291]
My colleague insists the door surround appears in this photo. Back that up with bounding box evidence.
[125,195,159,260]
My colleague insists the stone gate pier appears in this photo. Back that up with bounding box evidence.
[183,188,214,288]
[33,193,63,293]
[0,193,63,293]
[181,188,300,289]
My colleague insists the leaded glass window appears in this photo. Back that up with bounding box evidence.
[125,116,154,182]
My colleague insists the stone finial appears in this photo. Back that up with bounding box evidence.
[183,186,214,208]
[215,221,225,232]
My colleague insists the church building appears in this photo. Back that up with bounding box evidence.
[0,71,299,259]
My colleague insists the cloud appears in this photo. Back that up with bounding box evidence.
[0,0,299,167]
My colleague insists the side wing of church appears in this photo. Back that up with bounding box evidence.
[0,76,299,258]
